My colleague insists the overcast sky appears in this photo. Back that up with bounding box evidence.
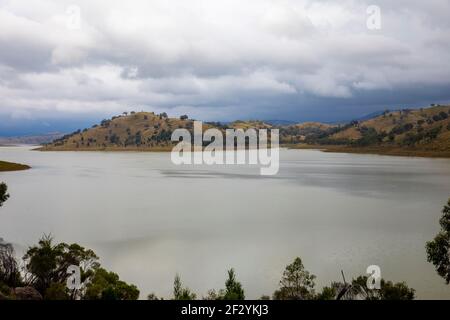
[1,0,450,134]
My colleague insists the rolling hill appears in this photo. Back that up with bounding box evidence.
[40,105,450,157]
[40,112,273,151]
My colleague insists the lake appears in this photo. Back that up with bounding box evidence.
[1,146,450,299]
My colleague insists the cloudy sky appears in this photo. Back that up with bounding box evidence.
[1,0,450,135]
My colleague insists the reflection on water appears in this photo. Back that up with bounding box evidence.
[1,146,450,299]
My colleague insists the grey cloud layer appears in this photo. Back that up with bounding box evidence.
[1,0,450,121]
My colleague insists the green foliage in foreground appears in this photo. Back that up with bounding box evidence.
[426,198,450,283]
[273,257,316,300]
[23,234,99,297]
[0,182,9,207]
[1,235,140,300]
[84,268,139,300]
[0,183,420,300]
[173,274,196,300]
[1,185,140,300]
[173,268,245,301]
[317,276,415,300]
[222,268,245,300]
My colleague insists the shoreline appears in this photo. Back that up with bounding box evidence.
[284,144,450,158]
[34,144,450,159]
[0,160,31,172]
[35,146,174,152]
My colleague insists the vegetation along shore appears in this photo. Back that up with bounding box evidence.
[38,104,450,158]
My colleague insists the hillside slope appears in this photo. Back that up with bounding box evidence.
[40,112,273,151]
[40,105,450,157]
[327,106,450,149]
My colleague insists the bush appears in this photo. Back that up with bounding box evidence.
[0,241,22,288]
[222,269,245,300]
[0,183,9,207]
[173,274,196,300]
[273,257,315,300]
[426,198,450,283]
[83,268,139,300]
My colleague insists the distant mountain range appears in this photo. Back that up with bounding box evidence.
[264,120,297,126]
[38,105,450,157]
[0,133,64,145]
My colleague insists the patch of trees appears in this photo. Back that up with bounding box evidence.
[317,276,415,300]
[351,127,386,147]
[135,131,142,145]
[426,198,450,284]
[101,119,111,127]
[0,235,139,300]
[149,257,414,301]
[109,133,120,145]
[281,125,346,145]
[1,187,139,300]
[151,129,172,143]
[205,122,228,130]
[432,112,448,122]
[390,123,414,136]
[403,126,442,146]
[0,182,9,207]
[51,129,82,146]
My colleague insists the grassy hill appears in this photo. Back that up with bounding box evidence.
[294,105,450,157]
[40,105,450,157]
[41,112,196,151]
[279,122,337,144]
[40,112,270,151]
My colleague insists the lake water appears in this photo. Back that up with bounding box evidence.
[1,146,450,299]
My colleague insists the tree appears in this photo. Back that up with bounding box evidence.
[426,198,450,283]
[273,257,316,300]
[159,112,168,119]
[0,182,9,207]
[0,240,22,288]
[173,274,196,300]
[22,235,99,297]
[317,276,414,300]
[222,269,245,300]
[83,267,139,300]
[203,289,219,300]
[180,115,188,120]
[147,292,162,300]
[0,186,22,298]
[44,282,70,300]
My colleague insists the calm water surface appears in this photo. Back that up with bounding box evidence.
[1,146,450,299]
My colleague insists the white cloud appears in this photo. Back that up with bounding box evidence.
[0,0,450,121]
